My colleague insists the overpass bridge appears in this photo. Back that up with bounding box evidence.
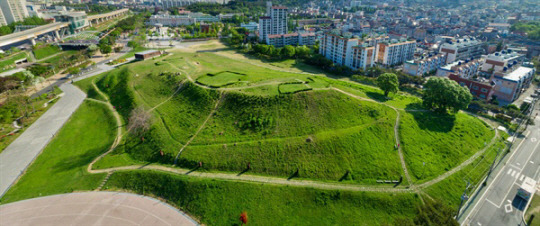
[0,8,129,49]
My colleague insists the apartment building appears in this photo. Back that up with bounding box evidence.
[0,8,6,26]
[161,0,230,9]
[319,31,359,66]
[266,32,315,47]
[436,59,482,78]
[258,2,288,42]
[376,39,416,67]
[350,44,376,70]
[481,50,525,73]
[439,36,484,64]
[403,53,447,76]
[0,0,29,25]
[491,65,536,103]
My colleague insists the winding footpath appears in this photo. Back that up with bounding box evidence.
[0,47,503,199]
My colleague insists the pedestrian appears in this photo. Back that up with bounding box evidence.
[198,161,203,168]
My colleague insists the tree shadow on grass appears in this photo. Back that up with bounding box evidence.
[404,102,424,111]
[408,110,456,133]
[366,91,389,102]
[287,169,299,180]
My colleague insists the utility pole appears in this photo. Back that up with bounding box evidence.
[456,180,471,218]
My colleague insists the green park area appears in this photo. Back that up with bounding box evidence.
[32,44,61,60]
[0,52,30,73]
[0,43,509,225]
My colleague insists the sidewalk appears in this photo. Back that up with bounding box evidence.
[0,83,85,198]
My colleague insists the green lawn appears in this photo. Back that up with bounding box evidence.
[0,100,115,203]
[196,71,246,87]
[278,83,312,94]
[399,111,495,183]
[0,52,29,72]
[74,73,107,101]
[33,44,61,60]
[526,194,540,226]
[105,170,421,226]
[424,134,507,207]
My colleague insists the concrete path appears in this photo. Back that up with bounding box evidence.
[0,192,198,226]
[0,83,85,198]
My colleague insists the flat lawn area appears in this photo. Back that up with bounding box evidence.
[33,44,61,60]
[0,101,115,204]
[41,50,78,64]
[105,170,420,225]
[196,71,245,87]
[399,110,495,183]
[0,52,29,72]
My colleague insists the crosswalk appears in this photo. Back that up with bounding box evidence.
[506,168,528,182]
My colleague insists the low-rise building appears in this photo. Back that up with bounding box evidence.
[403,53,447,76]
[240,22,259,31]
[436,59,482,78]
[491,65,536,103]
[135,50,162,60]
[146,13,219,26]
[481,50,525,73]
[439,36,484,64]
[449,74,495,100]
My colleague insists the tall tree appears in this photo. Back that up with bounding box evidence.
[422,77,473,113]
[377,73,399,97]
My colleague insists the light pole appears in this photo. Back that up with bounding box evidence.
[456,180,471,218]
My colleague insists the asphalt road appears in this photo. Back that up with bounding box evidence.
[460,98,540,226]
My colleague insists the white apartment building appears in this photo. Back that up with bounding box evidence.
[351,44,376,70]
[240,22,259,31]
[376,39,416,66]
[404,53,447,76]
[0,8,7,26]
[319,31,359,66]
[0,0,29,25]
[266,32,315,47]
[481,50,525,73]
[436,59,482,78]
[320,32,415,70]
[161,0,230,9]
[439,36,484,64]
[258,1,288,42]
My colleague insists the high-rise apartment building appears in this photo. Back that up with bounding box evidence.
[0,0,29,25]
[0,8,7,26]
[258,1,288,42]
[376,39,416,67]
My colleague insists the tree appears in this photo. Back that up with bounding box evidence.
[128,107,152,136]
[377,73,399,97]
[239,211,248,225]
[100,45,112,54]
[422,77,473,113]
[281,45,296,58]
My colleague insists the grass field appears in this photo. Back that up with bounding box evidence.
[196,71,246,87]
[0,52,29,72]
[0,101,115,203]
[105,170,421,225]
[33,44,61,60]
[399,110,495,182]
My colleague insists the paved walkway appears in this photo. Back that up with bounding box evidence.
[0,61,116,198]
[0,83,85,198]
[0,192,198,226]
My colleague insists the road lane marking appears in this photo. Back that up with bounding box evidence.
[511,171,516,177]
[486,199,500,208]
[507,199,512,203]
[520,175,525,181]
[531,161,535,164]
[462,129,534,224]
[517,163,521,166]
[505,204,513,213]
[508,169,513,175]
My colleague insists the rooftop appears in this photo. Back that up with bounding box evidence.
[135,50,161,55]
[503,66,534,82]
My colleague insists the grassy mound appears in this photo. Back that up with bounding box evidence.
[399,110,495,182]
[105,170,420,225]
[278,83,312,94]
[196,71,246,87]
